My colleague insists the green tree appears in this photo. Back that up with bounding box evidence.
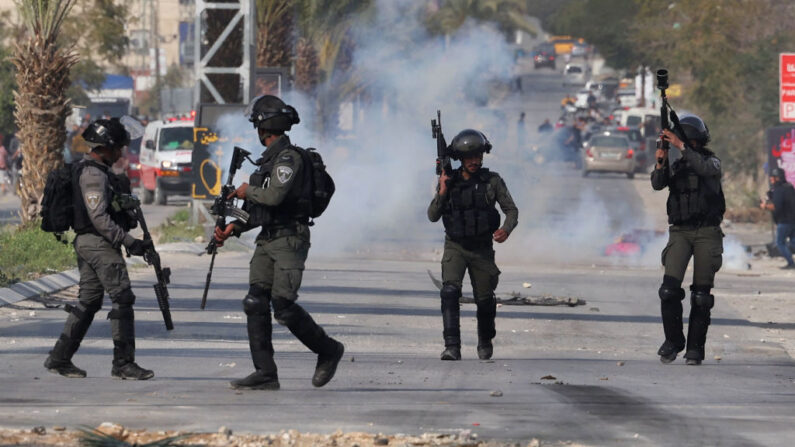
[12,0,78,222]
[426,0,538,38]
[61,0,130,104]
[0,11,18,136]
[545,0,639,69]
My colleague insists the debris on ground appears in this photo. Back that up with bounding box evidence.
[428,271,586,307]
[0,426,585,446]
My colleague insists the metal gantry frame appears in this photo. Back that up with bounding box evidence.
[194,0,255,104]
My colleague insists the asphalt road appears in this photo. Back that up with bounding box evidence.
[2,64,794,446]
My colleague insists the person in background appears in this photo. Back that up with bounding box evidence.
[761,167,795,269]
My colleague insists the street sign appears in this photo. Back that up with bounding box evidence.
[781,53,795,122]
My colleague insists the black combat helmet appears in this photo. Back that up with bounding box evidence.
[449,129,492,160]
[770,167,786,181]
[82,118,130,150]
[678,114,710,146]
[244,94,300,133]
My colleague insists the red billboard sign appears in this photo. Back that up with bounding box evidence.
[781,53,795,122]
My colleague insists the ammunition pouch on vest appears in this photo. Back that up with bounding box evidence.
[72,160,136,235]
[667,161,724,227]
[442,169,501,241]
[243,148,308,228]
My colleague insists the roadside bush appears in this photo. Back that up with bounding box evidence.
[0,222,76,287]
[156,208,204,244]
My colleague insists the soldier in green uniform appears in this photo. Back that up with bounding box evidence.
[652,114,724,366]
[427,129,518,361]
[44,119,155,380]
[214,95,344,390]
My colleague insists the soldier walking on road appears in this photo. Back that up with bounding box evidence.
[214,95,344,390]
[427,129,518,361]
[651,114,725,366]
[45,119,155,380]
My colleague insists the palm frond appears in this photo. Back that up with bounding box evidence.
[77,426,194,447]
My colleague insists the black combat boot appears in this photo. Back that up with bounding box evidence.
[236,305,280,390]
[476,299,497,360]
[230,370,280,390]
[312,340,345,387]
[440,284,461,361]
[658,282,686,364]
[440,345,461,361]
[44,303,98,378]
[684,290,714,366]
[44,337,87,378]
[273,299,344,387]
[112,361,155,380]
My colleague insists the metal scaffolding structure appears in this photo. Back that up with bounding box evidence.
[194,0,255,105]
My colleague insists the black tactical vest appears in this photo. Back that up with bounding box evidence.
[72,160,135,234]
[244,148,306,228]
[667,157,725,226]
[442,169,501,241]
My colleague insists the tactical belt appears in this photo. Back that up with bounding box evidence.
[257,225,299,242]
[450,237,493,251]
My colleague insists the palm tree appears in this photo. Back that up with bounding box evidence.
[12,0,78,223]
[256,0,294,68]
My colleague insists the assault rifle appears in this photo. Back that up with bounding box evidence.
[656,69,690,170]
[126,202,173,331]
[431,110,452,176]
[201,146,253,309]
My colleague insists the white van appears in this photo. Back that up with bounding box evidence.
[138,119,195,205]
[620,107,659,136]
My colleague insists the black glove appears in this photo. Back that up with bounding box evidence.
[128,239,153,256]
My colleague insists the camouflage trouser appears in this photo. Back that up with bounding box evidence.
[441,239,500,301]
[50,233,135,364]
[249,231,311,301]
[661,225,724,288]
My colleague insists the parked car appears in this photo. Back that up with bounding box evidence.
[139,120,195,205]
[563,63,586,86]
[582,132,635,178]
[608,126,647,172]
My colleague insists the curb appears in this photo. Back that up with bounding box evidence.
[0,241,254,308]
[0,269,79,306]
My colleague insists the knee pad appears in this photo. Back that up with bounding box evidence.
[272,297,303,326]
[111,288,136,306]
[691,290,714,309]
[65,301,102,319]
[242,285,270,316]
[440,284,462,304]
[659,286,685,301]
[107,304,134,321]
[659,277,684,302]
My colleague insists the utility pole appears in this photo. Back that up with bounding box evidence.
[639,65,646,107]
[152,0,162,117]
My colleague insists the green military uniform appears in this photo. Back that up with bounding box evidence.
[230,134,342,389]
[45,157,147,377]
[428,167,518,359]
[651,144,724,364]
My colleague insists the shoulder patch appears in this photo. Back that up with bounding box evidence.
[276,166,294,184]
[85,192,101,210]
[711,158,721,170]
[279,153,294,162]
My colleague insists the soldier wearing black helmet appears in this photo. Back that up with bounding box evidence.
[214,94,344,390]
[760,167,795,269]
[45,118,155,380]
[651,114,725,366]
[427,129,518,361]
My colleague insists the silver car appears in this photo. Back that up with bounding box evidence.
[582,132,635,179]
